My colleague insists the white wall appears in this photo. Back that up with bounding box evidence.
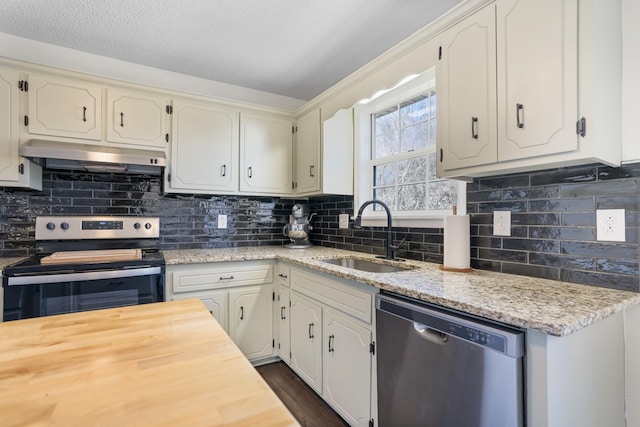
[0,32,305,113]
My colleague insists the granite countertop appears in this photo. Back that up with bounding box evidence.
[164,246,640,337]
[0,258,24,270]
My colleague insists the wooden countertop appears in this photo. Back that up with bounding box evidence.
[0,300,299,427]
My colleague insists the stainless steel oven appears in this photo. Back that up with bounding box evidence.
[2,216,165,321]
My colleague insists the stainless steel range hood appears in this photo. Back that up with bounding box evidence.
[19,140,167,175]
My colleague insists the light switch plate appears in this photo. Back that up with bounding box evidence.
[493,211,511,236]
[596,209,625,242]
[339,213,349,229]
[217,214,228,229]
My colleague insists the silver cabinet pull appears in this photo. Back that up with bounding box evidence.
[328,334,335,352]
[471,117,478,139]
[248,166,253,178]
[221,164,226,177]
[516,103,524,129]
[309,165,315,177]
[308,323,314,339]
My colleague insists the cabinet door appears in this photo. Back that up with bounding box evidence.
[323,308,372,427]
[173,290,228,332]
[27,74,102,140]
[322,108,354,195]
[170,101,239,193]
[295,109,321,194]
[240,113,293,194]
[497,0,578,161]
[106,89,168,148]
[277,287,291,365]
[437,4,497,173]
[0,68,20,183]
[229,285,274,361]
[290,291,323,393]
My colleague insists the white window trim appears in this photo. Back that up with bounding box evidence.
[353,70,467,228]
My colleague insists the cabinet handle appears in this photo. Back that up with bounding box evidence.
[221,164,226,177]
[281,306,286,320]
[120,112,124,127]
[308,323,314,339]
[309,165,315,177]
[209,310,214,316]
[471,117,479,139]
[82,106,87,122]
[328,334,335,352]
[219,276,234,280]
[516,103,524,129]
[248,166,253,178]
[278,273,288,279]
[240,306,244,320]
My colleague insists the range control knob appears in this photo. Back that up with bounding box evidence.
[134,222,141,230]
[145,223,152,230]
[60,222,69,230]
[46,222,55,231]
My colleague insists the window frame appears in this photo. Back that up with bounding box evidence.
[353,69,467,228]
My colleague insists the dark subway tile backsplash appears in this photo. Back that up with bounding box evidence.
[1,163,639,292]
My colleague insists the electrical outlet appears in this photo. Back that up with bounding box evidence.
[217,214,228,229]
[596,209,625,242]
[338,213,349,229]
[493,211,511,236]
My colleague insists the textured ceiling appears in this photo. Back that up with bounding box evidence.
[0,0,462,101]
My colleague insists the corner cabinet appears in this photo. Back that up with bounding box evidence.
[0,67,41,190]
[240,112,293,195]
[167,261,276,364]
[437,0,621,178]
[294,108,321,194]
[275,263,291,365]
[288,265,378,427]
[167,100,239,194]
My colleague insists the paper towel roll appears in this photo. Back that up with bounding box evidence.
[443,214,470,270]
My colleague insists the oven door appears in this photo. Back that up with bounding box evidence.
[3,267,164,321]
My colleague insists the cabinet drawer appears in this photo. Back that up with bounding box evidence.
[172,262,273,293]
[291,267,373,324]
[276,263,291,287]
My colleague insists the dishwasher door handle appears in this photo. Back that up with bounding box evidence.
[413,322,448,344]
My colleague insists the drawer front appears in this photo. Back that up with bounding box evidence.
[172,262,273,293]
[275,263,291,287]
[291,267,373,324]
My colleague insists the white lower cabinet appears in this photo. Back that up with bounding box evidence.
[288,264,378,427]
[290,291,323,393]
[167,261,275,363]
[229,285,274,361]
[323,307,372,427]
[277,286,291,365]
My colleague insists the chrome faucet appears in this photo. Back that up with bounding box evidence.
[353,199,405,261]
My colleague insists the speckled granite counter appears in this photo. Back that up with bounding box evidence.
[164,246,640,337]
[0,258,24,271]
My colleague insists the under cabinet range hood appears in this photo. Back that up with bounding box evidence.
[19,140,167,175]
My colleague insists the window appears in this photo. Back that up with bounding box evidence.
[354,69,465,227]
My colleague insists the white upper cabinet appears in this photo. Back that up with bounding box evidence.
[106,89,169,148]
[168,100,239,194]
[496,0,578,161]
[321,108,353,195]
[0,67,42,190]
[294,108,321,195]
[240,112,293,195]
[27,74,102,141]
[437,0,621,178]
[437,4,497,173]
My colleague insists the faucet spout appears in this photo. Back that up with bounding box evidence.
[354,199,396,260]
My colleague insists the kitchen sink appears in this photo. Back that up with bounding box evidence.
[322,258,413,273]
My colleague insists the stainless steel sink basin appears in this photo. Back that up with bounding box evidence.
[322,258,413,273]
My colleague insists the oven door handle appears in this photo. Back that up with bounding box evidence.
[5,267,163,286]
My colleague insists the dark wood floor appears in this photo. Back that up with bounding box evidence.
[256,362,349,427]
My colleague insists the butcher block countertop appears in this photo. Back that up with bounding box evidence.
[0,299,299,427]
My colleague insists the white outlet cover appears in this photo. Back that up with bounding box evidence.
[217,214,228,229]
[493,211,511,236]
[596,209,625,242]
[338,213,349,229]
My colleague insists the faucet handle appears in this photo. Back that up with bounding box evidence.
[390,236,407,252]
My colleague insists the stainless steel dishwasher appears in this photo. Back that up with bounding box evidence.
[376,293,525,427]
